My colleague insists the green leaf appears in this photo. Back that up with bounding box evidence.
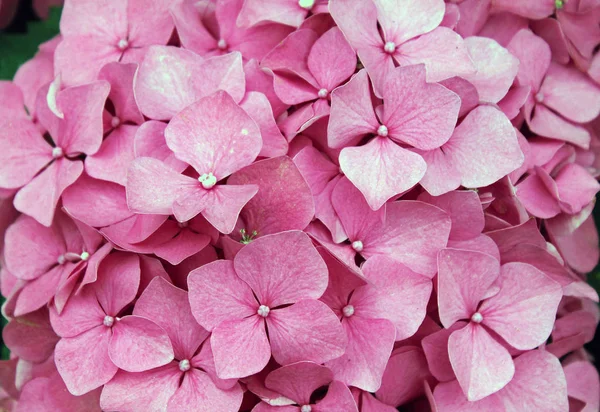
[0,7,62,80]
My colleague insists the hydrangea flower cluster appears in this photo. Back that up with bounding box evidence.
[1,0,600,411]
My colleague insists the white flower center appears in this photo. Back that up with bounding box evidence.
[217,39,228,50]
[301,406,312,412]
[257,305,270,317]
[80,251,90,261]
[111,116,121,128]
[535,92,545,103]
[179,359,191,372]
[377,125,388,137]
[384,41,396,54]
[471,312,483,323]
[117,39,129,50]
[342,305,355,317]
[199,173,217,189]
[351,240,363,252]
[103,315,115,327]
[52,147,64,159]
[298,0,315,9]
[317,88,328,99]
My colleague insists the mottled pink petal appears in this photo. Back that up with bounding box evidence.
[134,120,188,173]
[437,249,500,328]
[418,148,462,196]
[448,323,514,401]
[507,29,551,92]
[307,27,356,91]
[528,103,591,148]
[265,362,334,405]
[339,138,426,211]
[314,380,358,412]
[555,163,600,214]
[94,252,140,316]
[267,299,346,366]
[98,62,143,124]
[374,0,444,44]
[85,125,137,185]
[240,92,288,158]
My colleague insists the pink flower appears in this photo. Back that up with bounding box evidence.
[188,231,346,379]
[126,91,262,234]
[50,253,174,395]
[101,277,243,412]
[437,249,563,400]
[237,0,329,28]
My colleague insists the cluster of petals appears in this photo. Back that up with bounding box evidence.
[1,0,600,411]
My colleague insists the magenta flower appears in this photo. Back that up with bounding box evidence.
[126,91,262,234]
[3,211,111,316]
[0,79,109,226]
[433,350,568,411]
[54,0,177,86]
[328,67,460,209]
[101,277,243,412]
[319,251,431,391]
[188,231,346,379]
[437,249,563,400]
[172,0,293,60]
[252,361,358,412]
[50,253,174,395]
[329,0,475,94]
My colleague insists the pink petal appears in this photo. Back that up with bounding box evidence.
[373,0,444,44]
[492,0,555,19]
[422,325,463,382]
[339,137,427,211]
[49,287,104,338]
[62,173,132,228]
[3,309,59,363]
[418,147,462,196]
[325,316,395,392]
[126,0,176,47]
[564,361,600,411]
[313,380,358,412]
[152,229,211,266]
[109,315,174,372]
[237,0,308,28]
[437,249,500,328]
[265,362,334,405]
[164,91,261,180]
[211,316,271,379]
[507,29,551,92]
[555,163,600,214]
[188,260,257,331]
[126,157,197,215]
[133,120,188,173]
[98,62,143,124]
[479,262,562,350]
[327,70,379,149]
[267,299,346,366]
[307,27,356,91]
[439,76,480,118]
[395,27,476,83]
[528,103,591,148]
[432,379,503,412]
[229,156,314,235]
[94,252,140,316]
[462,36,520,103]
[14,158,84,227]
[134,278,209,360]
[85,124,137,185]
[100,365,181,412]
[239,92,288,158]
[167,369,243,412]
[515,171,562,218]
[54,326,117,395]
[244,59,287,118]
[444,105,523,189]
[234,231,328,306]
[381,64,460,150]
[0,119,51,189]
[0,81,27,122]
[13,265,69,317]
[357,256,432,340]
[448,323,514,401]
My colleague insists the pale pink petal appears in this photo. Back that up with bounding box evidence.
[448,323,514,401]
[418,148,462,196]
[133,120,188,173]
[14,158,84,227]
[126,0,175,47]
[13,265,69,317]
[492,0,555,19]
[339,138,427,210]
[94,252,140,316]
[307,27,356,91]
[54,326,117,395]
[211,316,271,379]
[188,260,256,331]
[439,76,480,118]
[327,70,379,149]
[507,29,551,92]
[267,300,346,366]
[237,0,308,28]
[109,315,174,372]
[422,324,464,382]
[373,0,444,44]
[326,316,395,392]
[167,369,243,412]
[516,172,561,218]
[313,380,358,412]
[395,27,476,83]
[126,157,197,215]
[564,361,600,411]
[98,62,143,124]
[479,262,562,350]
[528,103,591,148]
[234,231,327,306]
[265,362,334,405]
[49,287,104,338]
[437,249,500,328]
[164,91,261,180]
[239,92,288,158]
[85,125,137,185]
[555,163,600,214]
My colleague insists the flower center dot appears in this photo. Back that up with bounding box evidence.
[257,305,270,317]
[111,116,121,128]
[384,41,396,54]
[471,312,483,323]
[535,92,545,103]
[301,406,312,412]
[179,359,191,372]
[52,147,64,159]
[298,0,315,9]
[199,173,217,189]
[103,315,115,327]
[117,39,129,50]
[377,125,388,137]
[57,255,66,265]
[555,0,564,9]
[342,305,355,317]
[178,221,189,228]
[217,39,228,50]
[80,251,90,261]
[351,240,363,252]
[318,88,328,99]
